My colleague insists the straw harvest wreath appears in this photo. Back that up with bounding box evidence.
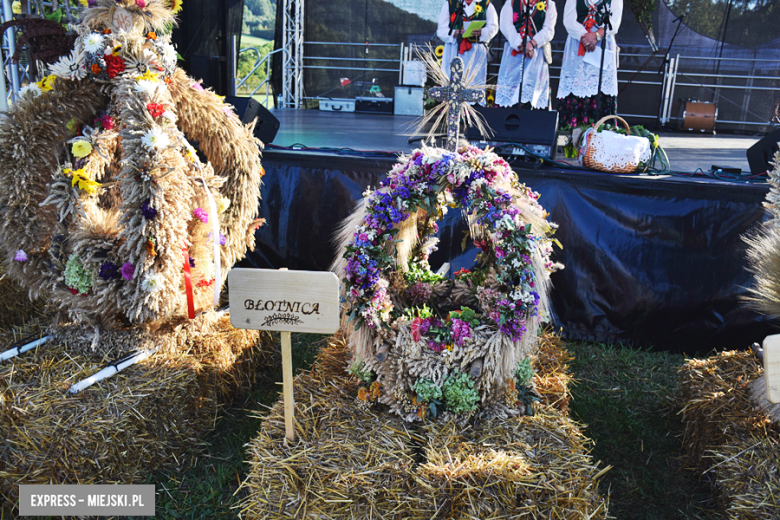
[334,144,561,422]
[0,0,264,328]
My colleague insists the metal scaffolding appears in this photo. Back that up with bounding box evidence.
[281,0,303,109]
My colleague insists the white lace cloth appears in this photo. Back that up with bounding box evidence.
[581,128,651,171]
[556,35,618,99]
[495,41,550,108]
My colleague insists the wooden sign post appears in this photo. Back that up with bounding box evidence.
[229,268,340,441]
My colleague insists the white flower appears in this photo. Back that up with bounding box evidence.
[83,33,104,54]
[19,84,41,98]
[158,42,178,68]
[141,272,165,293]
[125,49,159,77]
[161,110,177,122]
[141,127,170,151]
[134,79,158,96]
[202,260,215,281]
[50,48,86,81]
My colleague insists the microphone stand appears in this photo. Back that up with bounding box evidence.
[517,0,534,108]
[595,0,612,116]
[449,0,467,62]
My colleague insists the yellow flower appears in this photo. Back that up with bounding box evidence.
[217,194,231,213]
[136,70,158,83]
[66,169,101,195]
[36,75,56,92]
[536,1,546,10]
[111,45,122,57]
[474,4,483,13]
[66,118,79,133]
[170,0,183,13]
[11,1,21,14]
[446,343,454,352]
[78,0,88,6]
[71,141,93,158]
[435,45,444,58]
[357,387,370,401]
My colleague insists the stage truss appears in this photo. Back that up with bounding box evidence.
[281,0,304,109]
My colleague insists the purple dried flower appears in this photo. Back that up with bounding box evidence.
[193,208,208,223]
[99,261,119,280]
[14,249,27,262]
[405,281,433,306]
[121,262,135,280]
[219,233,227,246]
[451,318,472,347]
[141,199,157,220]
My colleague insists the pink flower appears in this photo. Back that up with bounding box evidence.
[14,249,27,262]
[191,82,205,92]
[135,0,147,7]
[193,208,208,223]
[121,262,135,280]
[513,12,519,22]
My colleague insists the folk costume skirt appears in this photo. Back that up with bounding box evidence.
[442,40,489,100]
[556,34,618,127]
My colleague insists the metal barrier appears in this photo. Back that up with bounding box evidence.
[236,47,289,106]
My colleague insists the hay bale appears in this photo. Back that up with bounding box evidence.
[0,312,275,509]
[240,333,609,519]
[676,350,780,519]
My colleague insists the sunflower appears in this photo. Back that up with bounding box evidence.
[474,4,483,13]
[536,1,546,10]
[169,0,183,13]
[434,45,444,58]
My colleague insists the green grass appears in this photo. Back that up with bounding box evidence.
[567,342,717,520]
[239,34,271,51]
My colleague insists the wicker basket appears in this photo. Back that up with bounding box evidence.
[580,115,647,174]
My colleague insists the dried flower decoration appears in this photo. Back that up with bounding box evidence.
[71,141,93,158]
[121,262,135,280]
[142,272,165,293]
[104,54,126,78]
[147,102,165,118]
[193,208,208,223]
[83,34,104,54]
[99,261,119,280]
[141,199,157,219]
[141,127,170,151]
[14,249,27,262]
[65,168,101,195]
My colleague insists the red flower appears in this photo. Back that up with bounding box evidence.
[147,103,166,118]
[104,54,125,78]
[411,317,423,342]
[454,268,471,277]
[450,12,456,22]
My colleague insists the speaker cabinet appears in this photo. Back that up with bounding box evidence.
[747,129,780,175]
[225,96,280,145]
[465,106,559,159]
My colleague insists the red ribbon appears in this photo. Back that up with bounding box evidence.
[182,245,195,320]
[459,38,473,55]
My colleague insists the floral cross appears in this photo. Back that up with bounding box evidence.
[427,57,484,152]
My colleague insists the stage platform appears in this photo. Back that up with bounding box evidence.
[245,109,774,353]
[268,109,759,176]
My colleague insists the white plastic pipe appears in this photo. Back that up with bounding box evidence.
[0,335,53,362]
[68,348,156,394]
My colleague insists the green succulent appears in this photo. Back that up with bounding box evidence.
[348,360,373,384]
[64,254,92,295]
[442,370,480,414]
[413,378,442,403]
[515,358,534,388]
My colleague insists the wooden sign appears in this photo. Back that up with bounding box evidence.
[229,268,339,333]
[763,334,780,404]
[112,8,135,33]
[229,268,340,442]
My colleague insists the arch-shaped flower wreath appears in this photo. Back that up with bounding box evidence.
[335,145,561,422]
[0,0,264,328]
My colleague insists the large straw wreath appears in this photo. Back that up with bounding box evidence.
[0,0,264,328]
[334,144,561,422]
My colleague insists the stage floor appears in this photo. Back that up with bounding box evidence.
[268,109,758,175]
